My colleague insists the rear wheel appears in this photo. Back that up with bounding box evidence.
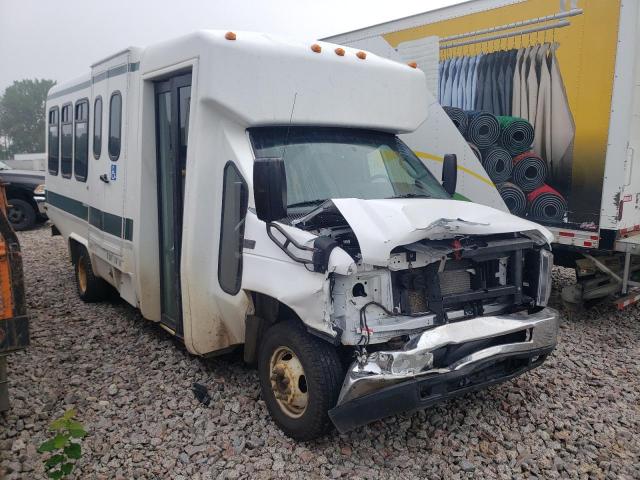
[7,198,36,231]
[74,249,110,302]
[258,321,343,441]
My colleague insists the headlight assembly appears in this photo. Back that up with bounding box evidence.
[536,249,553,307]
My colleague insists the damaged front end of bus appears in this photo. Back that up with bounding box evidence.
[246,126,558,437]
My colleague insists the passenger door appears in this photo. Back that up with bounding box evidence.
[154,73,192,334]
[89,65,128,266]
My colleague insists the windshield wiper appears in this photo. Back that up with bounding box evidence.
[287,199,327,209]
[387,193,432,199]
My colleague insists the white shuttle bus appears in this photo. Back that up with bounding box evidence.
[45,31,558,439]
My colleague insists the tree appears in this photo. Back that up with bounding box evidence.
[0,78,56,155]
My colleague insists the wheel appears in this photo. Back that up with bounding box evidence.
[74,249,110,302]
[258,321,344,441]
[7,198,36,231]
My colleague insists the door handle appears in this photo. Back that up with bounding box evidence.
[99,174,110,183]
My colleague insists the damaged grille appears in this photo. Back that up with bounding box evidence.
[393,235,539,322]
[439,268,472,296]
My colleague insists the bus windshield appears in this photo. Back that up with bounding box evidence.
[249,127,449,210]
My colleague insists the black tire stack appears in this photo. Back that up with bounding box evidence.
[443,107,567,223]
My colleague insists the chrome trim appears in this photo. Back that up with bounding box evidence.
[536,249,553,307]
[34,196,46,214]
[337,307,558,405]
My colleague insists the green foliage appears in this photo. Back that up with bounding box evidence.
[38,409,87,479]
[0,78,56,157]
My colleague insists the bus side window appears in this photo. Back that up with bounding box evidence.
[218,162,249,295]
[60,104,73,178]
[74,99,89,182]
[48,107,60,175]
[108,92,122,161]
[93,96,102,159]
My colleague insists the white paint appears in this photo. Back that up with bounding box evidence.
[46,31,430,354]
[46,29,552,358]
[601,0,640,232]
[332,198,553,266]
[394,36,440,95]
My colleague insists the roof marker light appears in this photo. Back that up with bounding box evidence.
[408,61,418,68]
[356,51,367,60]
[311,44,322,53]
[225,31,236,41]
[335,47,345,56]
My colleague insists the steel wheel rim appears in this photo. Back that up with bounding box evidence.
[77,259,88,293]
[269,346,308,418]
[8,207,24,224]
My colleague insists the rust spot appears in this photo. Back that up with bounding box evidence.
[225,31,237,41]
[310,43,322,53]
[356,51,367,60]
[335,47,345,56]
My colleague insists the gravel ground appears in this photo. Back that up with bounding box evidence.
[1,226,639,479]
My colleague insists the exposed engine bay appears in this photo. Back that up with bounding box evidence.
[270,200,553,346]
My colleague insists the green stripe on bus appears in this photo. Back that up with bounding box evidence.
[46,191,133,241]
[47,62,140,100]
[46,191,88,220]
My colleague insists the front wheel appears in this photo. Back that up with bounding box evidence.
[258,321,344,441]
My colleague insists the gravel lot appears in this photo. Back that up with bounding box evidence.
[1,226,639,479]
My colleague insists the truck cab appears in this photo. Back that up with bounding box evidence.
[45,31,558,440]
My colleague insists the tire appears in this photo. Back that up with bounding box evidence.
[74,249,110,302]
[7,198,36,231]
[258,321,344,441]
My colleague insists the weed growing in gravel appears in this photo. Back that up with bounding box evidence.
[37,409,87,479]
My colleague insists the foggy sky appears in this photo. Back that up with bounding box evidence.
[0,0,464,93]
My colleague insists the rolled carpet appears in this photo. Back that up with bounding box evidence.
[468,142,482,162]
[512,151,548,192]
[443,107,468,135]
[465,111,500,148]
[527,184,568,222]
[497,182,527,216]
[496,116,535,156]
[481,146,513,183]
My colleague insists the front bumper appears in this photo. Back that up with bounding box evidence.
[329,307,558,433]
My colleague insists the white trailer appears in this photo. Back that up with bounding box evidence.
[45,31,558,439]
[325,0,640,309]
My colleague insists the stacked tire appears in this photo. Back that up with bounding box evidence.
[443,107,567,223]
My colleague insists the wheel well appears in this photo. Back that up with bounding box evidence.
[243,292,304,365]
[252,292,300,327]
[68,238,85,265]
[6,188,37,210]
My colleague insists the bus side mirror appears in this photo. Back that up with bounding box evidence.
[253,157,287,222]
[442,153,457,196]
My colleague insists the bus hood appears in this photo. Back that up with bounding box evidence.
[331,198,553,266]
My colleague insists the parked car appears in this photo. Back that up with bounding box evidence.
[0,161,46,231]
